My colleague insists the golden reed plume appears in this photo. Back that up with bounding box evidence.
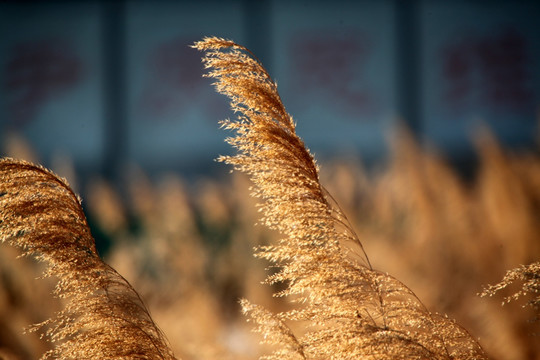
[482,262,540,320]
[194,37,488,359]
[0,158,177,360]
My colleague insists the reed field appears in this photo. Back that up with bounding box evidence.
[1,38,539,359]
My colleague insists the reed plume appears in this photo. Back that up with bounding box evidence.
[0,158,177,360]
[481,262,540,320]
[195,37,488,359]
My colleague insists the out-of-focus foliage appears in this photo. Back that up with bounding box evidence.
[1,126,539,359]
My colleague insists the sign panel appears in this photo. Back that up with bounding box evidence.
[0,3,104,167]
[126,1,244,170]
[421,1,540,153]
[271,0,397,159]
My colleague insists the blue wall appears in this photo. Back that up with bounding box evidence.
[1,0,539,178]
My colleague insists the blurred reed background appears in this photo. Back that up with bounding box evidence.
[1,1,539,359]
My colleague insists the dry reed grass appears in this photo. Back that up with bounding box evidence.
[0,159,177,359]
[332,129,540,360]
[0,37,539,360]
[194,37,489,359]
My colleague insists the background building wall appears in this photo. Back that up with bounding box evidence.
[0,0,539,180]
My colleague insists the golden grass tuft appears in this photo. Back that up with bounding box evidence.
[482,262,540,321]
[0,158,177,360]
[194,37,488,359]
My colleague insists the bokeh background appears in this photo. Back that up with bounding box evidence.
[1,0,539,177]
[1,1,540,360]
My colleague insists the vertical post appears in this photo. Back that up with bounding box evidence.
[101,0,127,186]
[395,0,421,139]
[243,0,273,74]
